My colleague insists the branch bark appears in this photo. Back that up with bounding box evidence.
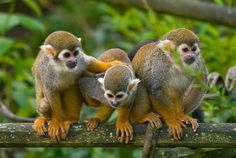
[0,123,235,147]
[103,0,236,27]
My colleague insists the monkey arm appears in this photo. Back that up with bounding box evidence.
[44,90,65,141]
[116,104,133,144]
[86,104,114,131]
[87,58,123,73]
[96,104,114,122]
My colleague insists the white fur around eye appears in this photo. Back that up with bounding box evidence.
[177,43,190,54]
[57,49,71,60]
[73,47,82,56]
[104,90,114,100]
[192,43,200,54]
[115,91,128,101]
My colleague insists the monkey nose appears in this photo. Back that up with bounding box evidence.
[66,59,77,69]
[110,101,120,109]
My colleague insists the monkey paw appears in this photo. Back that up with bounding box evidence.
[116,121,133,144]
[140,112,162,129]
[166,120,186,140]
[33,117,47,136]
[86,118,101,131]
[178,115,199,132]
[59,119,76,140]
[48,119,67,142]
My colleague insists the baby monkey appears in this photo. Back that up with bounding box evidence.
[79,48,161,144]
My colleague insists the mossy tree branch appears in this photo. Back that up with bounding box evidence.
[103,0,236,27]
[0,123,235,147]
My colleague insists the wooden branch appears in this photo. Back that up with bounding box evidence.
[103,0,236,27]
[0,123,235,147]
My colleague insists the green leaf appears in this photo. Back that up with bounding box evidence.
[0,37,14,55]
[22,0,41,16]
[0,0,14,4]
[17,14,45,32]
[0,13,20,34]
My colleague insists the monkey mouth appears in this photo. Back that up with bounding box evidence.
[109,103,120,109]
[184,56,195,65]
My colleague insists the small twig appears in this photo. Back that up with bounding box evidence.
[0,103,34,122]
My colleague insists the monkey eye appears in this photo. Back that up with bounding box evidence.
[106,93,114,99]
[192,46,197,52]
[182,47,189,53]
[63,52,71,58]
[73,50,79,56]
[116,94,124,99]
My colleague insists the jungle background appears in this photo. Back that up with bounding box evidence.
[0,0,236,158]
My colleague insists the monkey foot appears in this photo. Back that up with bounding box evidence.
[178,115,199,132]
[60,119,77,140]
[139,112,162,129]
[86,118,101,131]
[116,121,133,144]
[166,120,187,140]
[48,118,67,142]
[33,117,48,136]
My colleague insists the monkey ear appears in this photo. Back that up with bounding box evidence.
[77,37,82,43]
[158,40,175,53]
[97,77,105,90]
[128,78,140,93]
[77,37,82,48]
[97,77,104,85]
[40,44,57,58]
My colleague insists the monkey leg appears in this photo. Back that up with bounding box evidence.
[33,97,51,136]
[45,90,65,142]
[61,86,83,140]
[116,105,133,144]
[150,96,186,140]
[86,104,114,131]
[130,85,162,128]
[88,58,124,73]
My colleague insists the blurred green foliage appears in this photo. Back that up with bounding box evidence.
[0,0,236,157]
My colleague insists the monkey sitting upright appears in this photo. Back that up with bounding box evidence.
[79,48,162,144]
[131,28,208,140]
[32,31,123,141]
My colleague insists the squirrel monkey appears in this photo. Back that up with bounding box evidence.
[79,48,162,143]
[32,31,122,141]
[131,28,208,140]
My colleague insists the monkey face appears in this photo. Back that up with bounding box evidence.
[177,43,200,65]
[104,90,128,108]
[98,77,140,109]
[57,47,82,70]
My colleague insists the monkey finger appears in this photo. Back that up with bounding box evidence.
[120,130,125,143]
[116,128,120,137]
[154,120,162,129]
[176,126,183,140]
[124,130,130,144]
[149,119,155,128]
[179,121,187,129]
